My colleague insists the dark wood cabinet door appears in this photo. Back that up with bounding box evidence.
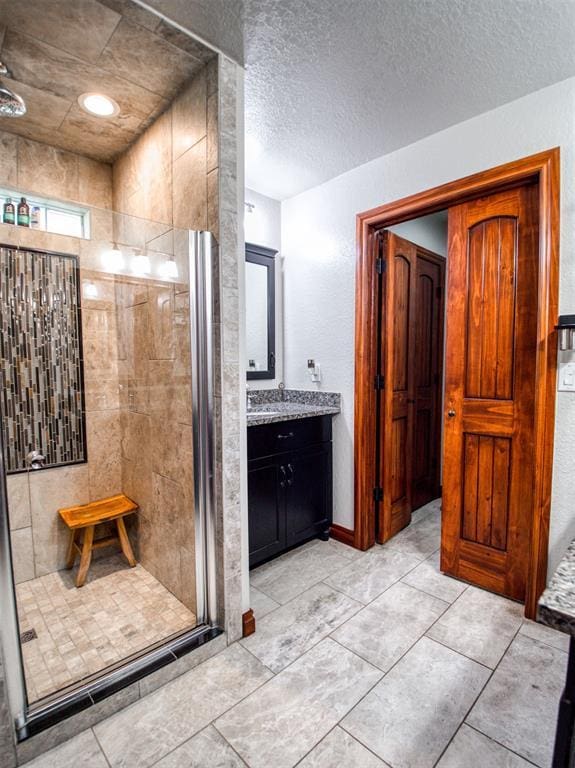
[412,252,445,510]
[285,444,332,545]
[248,456,286,567]
[441,183,539,601]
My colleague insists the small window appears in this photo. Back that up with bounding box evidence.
[0,189,90,239]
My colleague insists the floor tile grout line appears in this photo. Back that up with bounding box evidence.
[92,645,276,767]
[399,575,469,605]
[91,726,113,768]
[460,623,561,768]
[244,578,364,638]
[432,621,527,768]
[463,722,542,768]
[210,721,252,767]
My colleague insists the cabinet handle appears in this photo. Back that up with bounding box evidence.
[277,432,295,440]
[280,465,287,488]
[287,463,294,486]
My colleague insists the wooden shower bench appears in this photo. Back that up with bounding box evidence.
[59,493,138,588]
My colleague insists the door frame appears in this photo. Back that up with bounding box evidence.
[353,148,560,618]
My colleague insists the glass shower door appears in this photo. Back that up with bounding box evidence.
[0,219,217,727]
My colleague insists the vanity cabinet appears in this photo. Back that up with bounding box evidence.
[248,416,333,568]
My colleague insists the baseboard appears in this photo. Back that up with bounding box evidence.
[330,524,356,548]
[242,609,256,637]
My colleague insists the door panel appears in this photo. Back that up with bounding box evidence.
[412,253,445,510]
[442,184,538,601]
[378,233,417,540]
[285,444,332,544]
[248,456,286,567]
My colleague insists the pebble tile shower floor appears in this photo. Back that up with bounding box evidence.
[16,555,196,702]
[20,500,568,767]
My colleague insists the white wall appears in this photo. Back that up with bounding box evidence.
[245,187,283,388]
[389,211,448,257]
[281,76,575,576]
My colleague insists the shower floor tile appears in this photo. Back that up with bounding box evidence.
[16,555,196,703]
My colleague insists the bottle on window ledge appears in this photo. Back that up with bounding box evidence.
[30,206,41,230]
[17,197,30,227]
[2,197,15,225]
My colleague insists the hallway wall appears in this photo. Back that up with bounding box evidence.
[281,76,575,576]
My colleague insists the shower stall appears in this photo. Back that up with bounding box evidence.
[0,217,219,738]
[0,7,243,753]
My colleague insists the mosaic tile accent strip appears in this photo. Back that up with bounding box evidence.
[0,246,86,473]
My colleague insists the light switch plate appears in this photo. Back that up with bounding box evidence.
[558,361,575,392]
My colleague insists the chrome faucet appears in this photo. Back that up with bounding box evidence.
[246,387,254,411]
[26,450,45,470]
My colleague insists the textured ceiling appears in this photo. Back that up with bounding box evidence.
[0,0,214,163]
[243,0,575,200]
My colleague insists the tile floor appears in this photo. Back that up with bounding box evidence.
[21,499,568,767]
[17,555,196,702]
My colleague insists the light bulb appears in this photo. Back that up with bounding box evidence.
[132,251,151,275]
[78,92,120,118]
[83,281,98,299]
[159,257,178,279]
[102,243,124,272]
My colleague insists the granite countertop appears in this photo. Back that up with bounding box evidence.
[246,389,341,427]
[538,539,575,635]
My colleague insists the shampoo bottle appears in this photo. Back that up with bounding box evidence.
[3,198,15,225]
[17,197,30,227]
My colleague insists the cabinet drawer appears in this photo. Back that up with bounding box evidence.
[248,415,332,459]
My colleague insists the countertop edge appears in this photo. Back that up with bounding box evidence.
[247,406,340,427]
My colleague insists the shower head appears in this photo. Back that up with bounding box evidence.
[0,60,26,117]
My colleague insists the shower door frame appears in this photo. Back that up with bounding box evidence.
[0,230,221,740]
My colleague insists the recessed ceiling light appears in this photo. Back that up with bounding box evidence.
[78,92,120,118]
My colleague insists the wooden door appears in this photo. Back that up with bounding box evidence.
[441,183,538,601]
[412,251,445,510]
[378,232,417,541]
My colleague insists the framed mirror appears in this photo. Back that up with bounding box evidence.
[245,242,276,380]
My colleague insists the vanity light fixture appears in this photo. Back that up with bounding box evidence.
[78,92,120,118]
[159,256,178,279]
[102,243,124,272]
[131,249,151,275]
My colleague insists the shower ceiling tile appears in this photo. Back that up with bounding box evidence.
[98,18,204,99]
[98,0,162,32]
[0,1,215,163]
[0,78,71,130]
[2,30,163,116]
[0,0,121,63]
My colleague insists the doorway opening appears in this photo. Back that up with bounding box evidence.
[353,149,559,619]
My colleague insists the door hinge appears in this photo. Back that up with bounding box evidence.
[376,257,385,274]
[374,374,385,390]
[373,487,383,502]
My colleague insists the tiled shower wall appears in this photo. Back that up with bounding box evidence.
[0,57,218,591]
[0,133,123,584]
[111,59,219,615]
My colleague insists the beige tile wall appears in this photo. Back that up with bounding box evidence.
[115,273,196,613]
[110,60,219,614]
[1,59,216,594]
[0,133,122,582]
[113,60,217,235]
